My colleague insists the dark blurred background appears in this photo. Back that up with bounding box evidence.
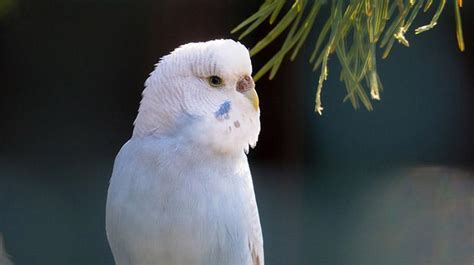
[0,1,472,264]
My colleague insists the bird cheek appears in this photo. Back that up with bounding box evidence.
[214,101,232,120]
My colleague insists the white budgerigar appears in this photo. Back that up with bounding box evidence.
[106,39,263,265]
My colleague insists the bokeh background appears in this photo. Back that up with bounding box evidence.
[0,1,473,264]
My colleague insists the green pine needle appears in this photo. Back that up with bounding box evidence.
[232,0,465,115]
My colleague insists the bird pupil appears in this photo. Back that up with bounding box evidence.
[211,76,220,85]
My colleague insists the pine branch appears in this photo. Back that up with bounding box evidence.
[232,0,465,115]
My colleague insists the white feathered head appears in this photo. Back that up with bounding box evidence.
[133,39,260,154]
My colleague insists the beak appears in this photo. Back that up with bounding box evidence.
[237,75,259,111]
[244,88,259,111]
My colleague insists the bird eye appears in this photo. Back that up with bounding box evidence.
[208,76,223,87]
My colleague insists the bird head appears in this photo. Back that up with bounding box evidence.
[133,39,260,154]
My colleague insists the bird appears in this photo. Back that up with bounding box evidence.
[106,39,263,265]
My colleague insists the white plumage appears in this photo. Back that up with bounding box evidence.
[106,39,263,265]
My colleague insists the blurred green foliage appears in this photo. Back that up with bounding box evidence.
[0,0,16,18]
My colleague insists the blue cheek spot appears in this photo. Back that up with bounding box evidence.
[215,100,231,120]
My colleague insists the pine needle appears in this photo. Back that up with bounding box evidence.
[232,0,465,114]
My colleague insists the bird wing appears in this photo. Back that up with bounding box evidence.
[249,225,264,265]
[243,170,264,265]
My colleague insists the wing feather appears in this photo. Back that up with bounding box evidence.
[243,170,264,265]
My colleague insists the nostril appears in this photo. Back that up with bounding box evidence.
[236,75,254,93]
